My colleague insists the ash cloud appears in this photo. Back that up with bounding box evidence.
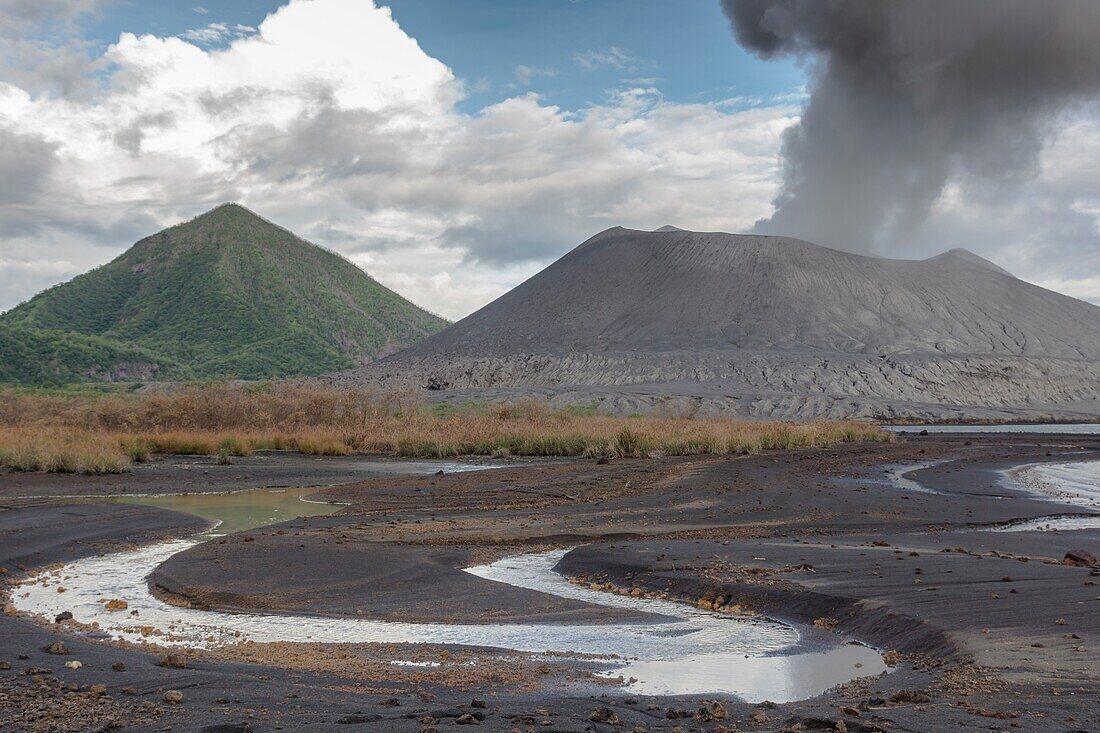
[721,0,1100,254]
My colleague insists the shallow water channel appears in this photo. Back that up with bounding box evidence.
[882,455,1100,532]
[993,460,1100,531]
[13,461,886,702]
[884,424,1100,435]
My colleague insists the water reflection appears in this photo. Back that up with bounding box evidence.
[608,645,881,700]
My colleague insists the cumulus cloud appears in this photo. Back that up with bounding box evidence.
[0,0,799,318]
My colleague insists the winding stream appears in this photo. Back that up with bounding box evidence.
[13,538,884,700]
[10,461,887,702]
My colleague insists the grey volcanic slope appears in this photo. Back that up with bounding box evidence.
[339,228,1100,420]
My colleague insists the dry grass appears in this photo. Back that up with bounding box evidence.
[0,427,131,474]
[0,384,891,473]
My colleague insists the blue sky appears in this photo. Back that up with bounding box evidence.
[85,0,805,113]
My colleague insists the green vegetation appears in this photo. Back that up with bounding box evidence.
[1,204,447,385]
[0,323,186,386]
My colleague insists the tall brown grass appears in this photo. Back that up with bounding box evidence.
[0,427,131,474]
[0,384,891,473]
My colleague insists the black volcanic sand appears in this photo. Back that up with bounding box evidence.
[152,538,658,624]
[3,434,1100,731]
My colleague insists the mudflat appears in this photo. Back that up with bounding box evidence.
[0,452,519,499]
[2,434,1099,731]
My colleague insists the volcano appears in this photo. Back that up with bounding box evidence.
[335,227,1100,420]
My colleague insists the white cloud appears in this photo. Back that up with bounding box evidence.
[512,64,555,87]
[572,46,638,71]
[180,22,257,47]
[0,0,105,32]
[0,0,793,319]
[0,0,111,97]
[1036,276,1100,304]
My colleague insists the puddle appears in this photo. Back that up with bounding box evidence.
[606,644,882,699]
[12,466,887,702]
[106,458,509,535]
[109,487,340,536]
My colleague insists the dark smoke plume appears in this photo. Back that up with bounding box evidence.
[721,0,1100,253]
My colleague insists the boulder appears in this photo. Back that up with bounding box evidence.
[694,701,728,722]
[588,707,620,724]
[1064,549,1097,567]
[159,653,188,669]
